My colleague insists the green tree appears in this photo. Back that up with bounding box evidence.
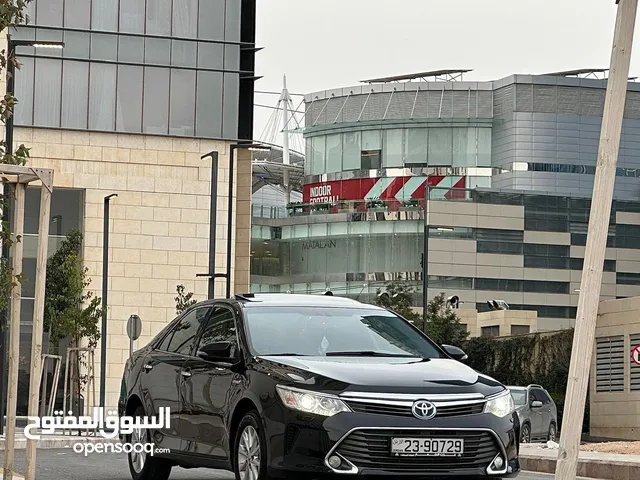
[44,230,102,355]
[0,1,34,315]
[424,292,469,346]
[175,284,197,314]
[375,277,422,324]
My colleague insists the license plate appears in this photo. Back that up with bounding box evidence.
[390,437,464,456]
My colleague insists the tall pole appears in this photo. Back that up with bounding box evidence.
[26,184,52,480]
[555,1,638,478]
[207,152,219,299]
[281,74,292,205]
[3,182,25,480]
[0,38,15,437]
[100,194,117,408]
[226,147,235,298]
[422,183,430,329]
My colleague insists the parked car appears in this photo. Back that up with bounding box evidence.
[507,385,558,443]
[119,293,521,480]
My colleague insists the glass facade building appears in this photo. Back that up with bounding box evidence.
[251,73,640,330]
[13,0,253,140]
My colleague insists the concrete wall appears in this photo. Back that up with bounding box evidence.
[590,296,640,440]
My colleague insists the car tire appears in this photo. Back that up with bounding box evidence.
[234,410,270,480]
[547,422,557,442]
[520,423,531,444]
[127,405,172,480]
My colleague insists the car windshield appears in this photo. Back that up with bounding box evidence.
[243,306,443,359]
[509,389,527,406]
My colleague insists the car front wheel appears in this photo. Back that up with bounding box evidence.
[520,423,531,443]
[548,423,557,442]
[234,411,269,480]
[128,405,172,480]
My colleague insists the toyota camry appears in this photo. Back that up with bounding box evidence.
[118,293,520,480]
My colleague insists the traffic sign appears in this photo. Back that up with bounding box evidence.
[632,345,640,367]
[127,314,142,341]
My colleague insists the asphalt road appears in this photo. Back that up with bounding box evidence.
[1,450,597,480]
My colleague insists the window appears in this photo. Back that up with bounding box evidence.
[222,72,239,139]
[311,136,326,175]
[91,0,118,31]
[163,307,212,355]
[195,71,223,138]
[570,258,616,272]
[595,336,625,393]
[361,150,381,170]
[146,0,172,36]
[617,272,640,285]
[343,131,361,171]
[428,128,452,166]
[14,56,34,125]
[172,0,198,38]
[33,58,62,127]
[169,69,196,136]
[61,61,89,129]
[37,0,63,26]
[452,128,475,167]
[325,134,342,173]
[481,326,500,338]
[116,66,143,133]
[197,307,238,356]
[89,63,116,131]
[405,128,428,165]
[198,0,225,41]
[511,325,530,336]
[143,67,170,134]
[119,0,145,33]
[383,129,403,168]
[64,0,90,29]
[530,388,549,404]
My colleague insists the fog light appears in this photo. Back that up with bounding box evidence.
[328,455,342,469]
[493,457,504,469]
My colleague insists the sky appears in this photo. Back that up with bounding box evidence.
[252,0,637,146]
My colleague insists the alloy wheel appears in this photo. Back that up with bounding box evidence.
[521,425,531,443]
[549,424,557,442]
[130,426,147,473]
[238,425,261,480]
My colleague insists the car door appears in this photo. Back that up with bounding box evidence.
[529,388,547,439]
[139,306,211,453]
[538,389,554,435]
[179,305,243,460]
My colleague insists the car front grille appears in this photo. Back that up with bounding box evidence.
[346,401,485,418]
[334,429,500,473]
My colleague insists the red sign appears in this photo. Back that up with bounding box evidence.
[632,345,640,366]
[302,176,466,203]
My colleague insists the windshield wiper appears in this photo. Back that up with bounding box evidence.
[325,350,418,358]
[262,353,310,356]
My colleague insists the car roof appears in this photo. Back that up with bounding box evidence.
[194,293,387,310]
[238,293,385,309]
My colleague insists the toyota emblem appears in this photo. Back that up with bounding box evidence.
[412,400,437,420]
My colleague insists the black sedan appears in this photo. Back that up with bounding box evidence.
[118,293,520,480]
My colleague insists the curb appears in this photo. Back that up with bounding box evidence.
[520,453,640,480]
[0,437,119,450]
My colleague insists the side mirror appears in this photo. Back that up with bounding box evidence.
[442,344,468,361]
[197,341,233,362]
[531,400,543,408]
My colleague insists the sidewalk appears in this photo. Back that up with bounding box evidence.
[520,444,640,480]
[0,433,118,450]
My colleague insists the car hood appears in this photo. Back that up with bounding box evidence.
[257,355,504,397]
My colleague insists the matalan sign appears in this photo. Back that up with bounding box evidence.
[632,345,640,366]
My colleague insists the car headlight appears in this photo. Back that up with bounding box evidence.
[276,385,351,417]
[484,391,515,417]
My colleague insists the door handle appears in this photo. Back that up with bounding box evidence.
[181,370,192,378]
[143,364,153,371]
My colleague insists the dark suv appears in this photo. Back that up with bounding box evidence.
[118,294,520,480]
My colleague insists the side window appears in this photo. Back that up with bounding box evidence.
[164,307,212,355]
[531,388,548,404]
[196,306,238,356]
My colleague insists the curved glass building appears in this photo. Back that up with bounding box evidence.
[251,70,640,330]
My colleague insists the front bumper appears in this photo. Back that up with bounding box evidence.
[264,405,520,478]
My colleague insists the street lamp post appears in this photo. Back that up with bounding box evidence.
[100,194,117,409]
[0,36,63,436]
[199,143,269,299]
